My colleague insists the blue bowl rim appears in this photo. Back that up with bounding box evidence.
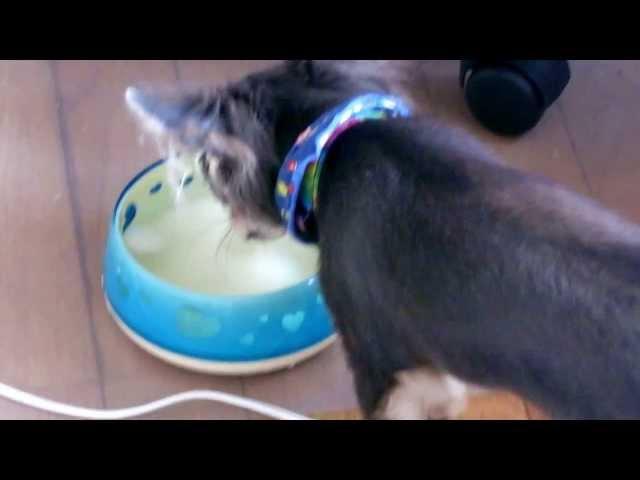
[107,159,322,304]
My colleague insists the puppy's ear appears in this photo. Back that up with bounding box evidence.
[125,86,210,144]
[285,60,315,83]
[285,60,348,91]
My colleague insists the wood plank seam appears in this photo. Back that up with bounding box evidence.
[556,100,595,196]
[48,60,107,408]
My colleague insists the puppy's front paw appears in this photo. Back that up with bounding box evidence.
[375,368,468,420]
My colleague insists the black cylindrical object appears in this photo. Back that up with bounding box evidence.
[459,60,571,136]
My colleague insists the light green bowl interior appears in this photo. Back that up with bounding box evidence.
[119,164,320,297]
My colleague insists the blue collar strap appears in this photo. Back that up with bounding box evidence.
[275,93,412,243]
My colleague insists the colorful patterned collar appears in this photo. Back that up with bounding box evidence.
[275,93,412,243]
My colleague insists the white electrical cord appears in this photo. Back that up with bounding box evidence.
[0,381,311,420]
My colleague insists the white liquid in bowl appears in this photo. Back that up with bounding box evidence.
[123,197,319,296]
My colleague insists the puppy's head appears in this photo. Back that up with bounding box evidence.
[126,61,380,239]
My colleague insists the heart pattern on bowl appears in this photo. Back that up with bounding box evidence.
[177,307,221,338]
[282,311,305,332]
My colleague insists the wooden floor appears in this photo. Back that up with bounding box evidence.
[0,60,636,420]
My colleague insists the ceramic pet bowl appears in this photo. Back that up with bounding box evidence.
[102,160,336,376]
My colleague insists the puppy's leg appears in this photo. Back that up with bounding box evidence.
[374,367,469,420]
[350,362,398,420]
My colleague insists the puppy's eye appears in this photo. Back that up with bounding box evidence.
[217,158,236,183]
[198,152,210,173]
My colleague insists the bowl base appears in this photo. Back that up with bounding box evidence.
[104,295,337,376]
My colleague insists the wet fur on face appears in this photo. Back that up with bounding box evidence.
[126,61,413,237]
[127,61,640,419]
